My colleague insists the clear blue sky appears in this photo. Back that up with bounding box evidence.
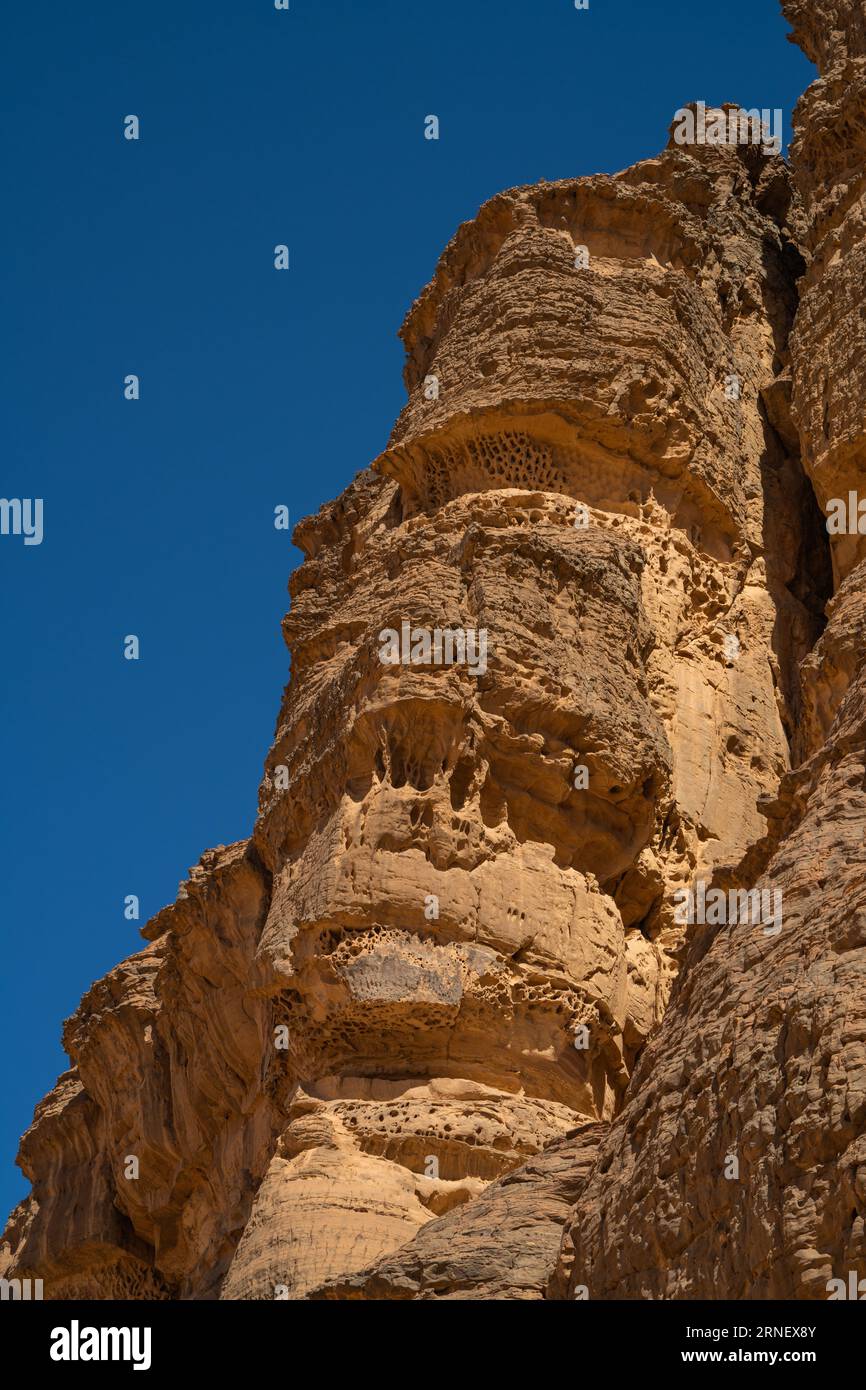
[0,0,814,1220]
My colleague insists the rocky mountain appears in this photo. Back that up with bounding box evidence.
[3,0,864,1301]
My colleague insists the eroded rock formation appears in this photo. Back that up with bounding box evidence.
[3,3,863,1302]
[549,1,866,1300]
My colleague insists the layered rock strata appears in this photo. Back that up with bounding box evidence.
[344,6,866,1302]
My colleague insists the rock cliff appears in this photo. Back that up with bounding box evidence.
[3,2,864,1301]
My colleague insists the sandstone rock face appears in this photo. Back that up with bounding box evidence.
[546,3,866,1302]
[235,124,822,1300]
[309,1124,604,1301]
[2,842,273,1299]
[552,559,866,1299]
[785,0,866,584]
[1,19,860,1300]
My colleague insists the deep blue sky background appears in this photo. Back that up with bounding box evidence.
[0,0,814,1219]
